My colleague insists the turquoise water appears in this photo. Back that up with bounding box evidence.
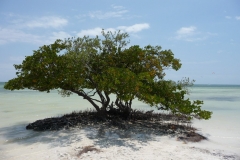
[0,82,240,154]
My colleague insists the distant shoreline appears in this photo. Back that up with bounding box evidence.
[192,84,240,87]
[1,82,240,86]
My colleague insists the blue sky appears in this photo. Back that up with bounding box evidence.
[0,0,239,84]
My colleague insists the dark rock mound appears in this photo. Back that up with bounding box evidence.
[178,132,207,142]
[26,110,189,131]
[26,109,207,142]
[26,110,102,131]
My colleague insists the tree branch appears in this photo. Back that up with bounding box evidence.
[69,89,101,112]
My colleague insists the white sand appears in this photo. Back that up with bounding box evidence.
[1,126,239,160]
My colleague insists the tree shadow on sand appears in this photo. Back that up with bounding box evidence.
[0,110,207,154]
[0,123,84,149]
[82,120,206,151]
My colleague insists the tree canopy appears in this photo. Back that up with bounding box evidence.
[4,30,212,120]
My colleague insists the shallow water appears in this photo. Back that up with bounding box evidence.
[187,85,240,154]
[0,83,240,156]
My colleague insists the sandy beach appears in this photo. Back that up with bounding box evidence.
[1,84,240,160]
[1,124,239,160]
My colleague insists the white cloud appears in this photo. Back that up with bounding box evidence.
[77,27,116,37]
[75,14,87,20]
[77,27,103,37]
[0,27,43,44]
[46,31,72,44]
[111,5,125,10]
[177,26,197,36]
[225,16,240,20]
[77,23,150,37]
[0,22,149,45]
[117,23,150,33]
[50,31,71,40]
[172,26,212,42]
[76,5,140,21]
[225,16,232,19]
[0,27,72,45]
[87,5,128,20]
[89,10,128,19]
[3,14,68,29]
[235,16,240,20]
[25,16,68,28]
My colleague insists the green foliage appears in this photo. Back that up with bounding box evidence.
[4,30,212,120]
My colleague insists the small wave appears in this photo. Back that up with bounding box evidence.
[212,136,240,139]
[206,96,240,102]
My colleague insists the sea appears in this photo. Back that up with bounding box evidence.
[0,82,240,157]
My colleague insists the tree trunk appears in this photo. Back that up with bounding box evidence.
[115,98,132,119]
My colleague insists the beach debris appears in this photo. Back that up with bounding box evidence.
[77,145,101,157]
[177,131,207,142]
